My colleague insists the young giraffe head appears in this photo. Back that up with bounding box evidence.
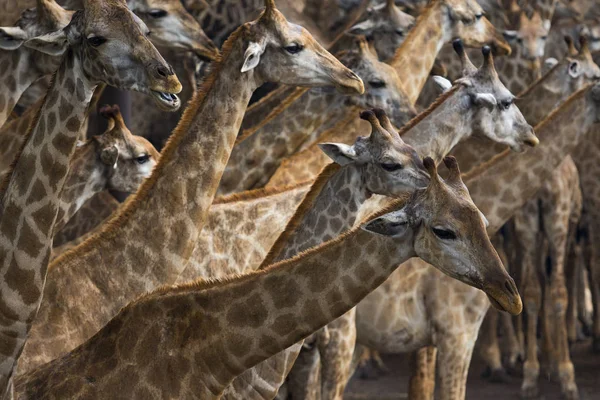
[362,156,522,315]
[24,0,182,111]
[341,37,416,126]
[117,0,219,60]
[348,0,415,61]
[502,11,550,62]
[443,0,511,55]
[558,36,600,91]
[93,104,159,192]
[449,39,537,151]
[319,109,429,193]
[239,0,364,94]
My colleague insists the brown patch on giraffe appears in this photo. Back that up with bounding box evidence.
[258,163,342,269]
[0,202,19,242]
[65,116,81,132]
[227,292,268,328]
[51,132,72,156]
[0,332,16,358]
[227,333,254,358]
[5,255,40,305]
[264,274,300,309]
[271,313,297,337]
[31,203,58,234]
[12,153,37,197]
[17,220,45,259]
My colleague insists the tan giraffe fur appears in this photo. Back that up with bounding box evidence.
[267,42,537,187]
[0,0,73,128]
[0,0,182,395]
[17,0,365,375]
[221,110,430,400]
[217,38,415,196]
[13,156,520,400]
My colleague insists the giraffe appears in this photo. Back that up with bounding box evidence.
[0,0,73,128]
[13,156,522,400]
[0,0,182,395]
[238,0,512,152]
[16,0,365,374]
[266,41,538,187]
[347,0,415,62]
[52,104,159,236]
[217,37,416,196]
[221,109,430,400]
[351,80,600,400]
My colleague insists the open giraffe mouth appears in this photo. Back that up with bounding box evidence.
[151,91,181,111]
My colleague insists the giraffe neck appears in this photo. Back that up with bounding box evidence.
[0,101,41,177]
[0,48,95,393]
[0,51,40,128]
[465,84,599,233]
[100,29,258,275]
[265,163,368,265]
[390,0,446,105]
[218,87,348,195]
[18,205,415,399]
[53,141,107,235]
[400,86,474,163]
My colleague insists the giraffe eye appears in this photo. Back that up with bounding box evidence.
[135,154,150,164]
[432,227,457,240]
[88,36,107,47]
[381,163,402,171]
[148,9,168,18]
[284,43,304,54]
[369,80,386,89]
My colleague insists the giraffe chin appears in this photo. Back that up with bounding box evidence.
[486,292,522,316]
[151,91,182,112]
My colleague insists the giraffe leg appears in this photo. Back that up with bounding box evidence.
[437,334,477,400]
[588,225,600,352]
[566,233,580,345]
[285,341,321,400]
[513,203,542,398]
[543,198,579,399]
[408,347,436,400]
[500,311,522,373]
[319,310,357,400]
[479,304,507,383]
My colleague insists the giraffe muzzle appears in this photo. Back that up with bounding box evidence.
[151,91,181,111]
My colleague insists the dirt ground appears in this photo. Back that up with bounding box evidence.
[345,340,600,399]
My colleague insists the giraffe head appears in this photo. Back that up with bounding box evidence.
[451,40,537,151]
[239,0,364,94]
[319,109,429,194]
[348,0,415,61]
[0,0,73,74]
[125,0,219,60]
[442,0,511,55]
[24,0,183,111]
[363,156,522,315]
[93,104,159,192]
[341,38,416,126]
[502,11,550,61]
[561,36,600,88]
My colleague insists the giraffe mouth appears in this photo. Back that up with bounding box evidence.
[151,91,181,111]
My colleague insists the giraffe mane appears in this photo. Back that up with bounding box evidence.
[133,195,410,301]
[258,162,342,269]
[398,85,460,136]
[389,0,440,65]
[462,83,593,182]
[235,87,308,144]
[213,180,313,205]
[49,25,246,271]
[517,58,563,98]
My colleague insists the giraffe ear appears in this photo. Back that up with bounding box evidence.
[503,30,518,41]
[0,27,28,50]
[472,93,497,110]
[349,19,376,35]
[241,41,266,73]
[24,30,68,56]
[100,146,119,167]
[568,60,582,78]
[318,143,358,166]
[432,76,452,93]
[362,209,409,237]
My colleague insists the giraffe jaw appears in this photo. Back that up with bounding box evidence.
[151,91,181,111]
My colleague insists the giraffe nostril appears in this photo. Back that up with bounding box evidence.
[156,65,170,78]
